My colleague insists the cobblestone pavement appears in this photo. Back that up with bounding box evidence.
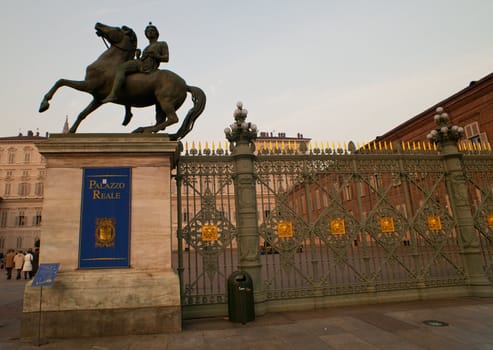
[1,276,493,349]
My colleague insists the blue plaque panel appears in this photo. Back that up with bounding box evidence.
[32,263,60,287]
[79,168,131,268]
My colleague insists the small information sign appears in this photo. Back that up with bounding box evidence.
[32,263,60,287]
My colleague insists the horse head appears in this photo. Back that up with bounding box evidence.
[95,23,137,60]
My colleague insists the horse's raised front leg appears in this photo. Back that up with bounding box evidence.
[69,99,102,133]
[39,79,90,113]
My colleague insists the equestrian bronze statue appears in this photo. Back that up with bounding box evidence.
[39,23,206,140]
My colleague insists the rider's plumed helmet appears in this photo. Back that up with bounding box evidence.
[145,22,159,39]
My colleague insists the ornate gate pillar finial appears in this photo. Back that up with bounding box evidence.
[225,102,258,149]
[426,107,464,145]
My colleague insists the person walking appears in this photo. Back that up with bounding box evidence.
[13,250,24,280]
[23,249,34,279]
[5,249,15,280]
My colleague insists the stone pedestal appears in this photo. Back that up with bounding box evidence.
[21,134,181,340]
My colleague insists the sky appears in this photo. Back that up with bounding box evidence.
[2,0,493,144]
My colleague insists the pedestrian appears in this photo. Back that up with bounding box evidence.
[13,250,24,280]
[23,249,34,279]
[5,249,15,280]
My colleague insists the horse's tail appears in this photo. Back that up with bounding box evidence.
[169,86,206,141]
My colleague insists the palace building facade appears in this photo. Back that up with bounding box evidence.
[0,131,47,254]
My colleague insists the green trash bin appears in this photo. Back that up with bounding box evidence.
[227,271,255,324]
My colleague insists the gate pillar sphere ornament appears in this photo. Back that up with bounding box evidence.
[225,102,258,149]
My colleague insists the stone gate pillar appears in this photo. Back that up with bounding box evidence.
[225,103,266,315]
[428,107,493,296]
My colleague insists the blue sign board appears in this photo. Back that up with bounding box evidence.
[32,263,60,287]
[79,168,131,268]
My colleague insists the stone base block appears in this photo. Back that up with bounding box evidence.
[21,269,181,340]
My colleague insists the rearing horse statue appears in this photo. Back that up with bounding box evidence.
[39,23,206,140]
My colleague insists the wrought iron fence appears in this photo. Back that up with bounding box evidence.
[174,141,492,318]
[255,149,466,301]
[463,152,493,281]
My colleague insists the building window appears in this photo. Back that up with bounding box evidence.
[314,190,321,209]
[392,173,402,187]
[322,192,328,207]
[16,237,22,249]
[470,135,481,144]
[8,151,15,164]
[35,183,44,196]
[4,183,11,196]
[369,175,382,192]
[18,183,30,196]
[343,185,353,201]
[464,121,480,140]
[0,211,7,227]
[33,209,42,226]
[24,152,31,163]
[16,211,26,226]
[300,196,306,213]
[359,182,368,197]
[0,237,5,249]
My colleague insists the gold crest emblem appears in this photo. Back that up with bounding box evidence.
[427,215,442,231]
[202,224,219,241]
[277,221,293,238]
[95,218,116,247]
[380,217,395,233]
[487,214,493,229]
[330,218,346,235]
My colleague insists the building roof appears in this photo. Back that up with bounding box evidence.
[377,72,493,140]
[0,132,48,142]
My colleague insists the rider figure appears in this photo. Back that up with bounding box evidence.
[103,22,169,103]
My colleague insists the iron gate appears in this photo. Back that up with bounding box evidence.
[175,145,237,318]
